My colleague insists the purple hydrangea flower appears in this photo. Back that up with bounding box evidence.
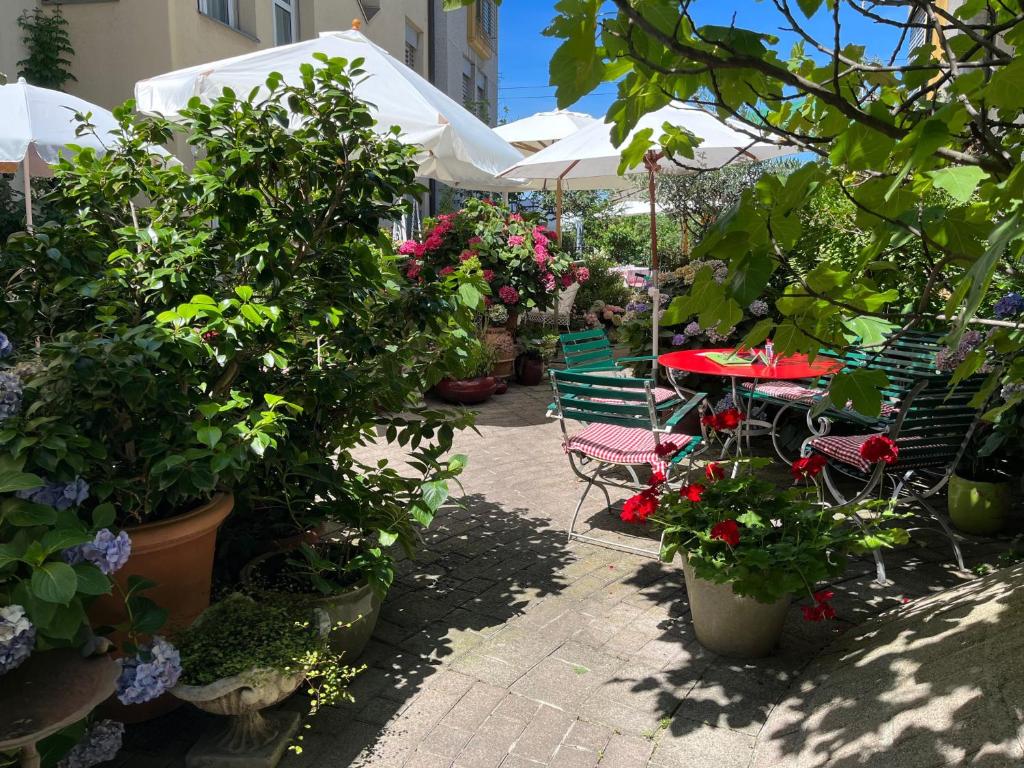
[0,604,35,675]
[993,292,1024,319]
[936,330,985,372]
[63,529,131,576]
[0,333,13,359]
[713,266,729,284]
[715,393,736,413]
[57,720,125,768]
[0,370,22,421]
[116,636,181,705]
[671,333,687,346]
[683,321,702,337]
[748,299,769,317]
[17,477,89,511]
[1001,382,1024,401]
[706,326,736,343]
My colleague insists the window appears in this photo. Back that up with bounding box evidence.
[462,59,475,107]
[476,0,497,43]
[404,21,421,70]
[199,0,236,28]
[357,0,381,22]
[273,0,297,46]
[476,72,488,104]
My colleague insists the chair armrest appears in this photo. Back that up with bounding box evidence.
[665,393,708,428]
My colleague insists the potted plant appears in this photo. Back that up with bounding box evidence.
[515,328,558,386]
[435,341,499,405]
[483,304,517,379]
[948,421,1016,536]
[170,594,358,767]
[620,457,908,658]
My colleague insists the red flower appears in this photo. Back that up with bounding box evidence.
[498,285,520,305]
[710,519,740,546]
[621,490,658,523]
[701,412,721,431]
[648,470,666,488]
[716,408,743,431]
[813,590,834,604]
[791,454,827,481]
[406,261,422,280]
[482,269,495,282]
[459,249,474,261]
[860,435,899,465]
[682,483,706,502]
[705,462,725,481]
[802,590,837,622]
[439,266,455,276]
[654,441,680,458]
[202,330,220,343]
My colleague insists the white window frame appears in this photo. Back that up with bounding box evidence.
[199,0,237,28]
[273,0,298,46]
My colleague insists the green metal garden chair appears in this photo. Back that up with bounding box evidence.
[549,368,707,557]
[558,327,678,405]
[807,373,987,584]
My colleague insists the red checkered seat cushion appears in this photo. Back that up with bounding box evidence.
[564,423,695,474]
[810,433,880,472]
[741,380,823,402]
[591,386,678,406]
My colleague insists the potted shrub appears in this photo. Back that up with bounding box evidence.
[515,328,558,386]
[435,341,499,405]
[948,422,1016,536]
[0,59,480,664]
[170,594,358,767]
[620,457,907,658]
[483,304,517,379]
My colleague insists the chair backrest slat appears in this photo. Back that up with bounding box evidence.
[550,369,658,431]
[560,329,617,371]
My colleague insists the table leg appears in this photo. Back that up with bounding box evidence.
[20,742,41,768]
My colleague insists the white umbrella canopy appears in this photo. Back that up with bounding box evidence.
[134,29,527,191]
[494,109,599,155]
[498,102,798,368]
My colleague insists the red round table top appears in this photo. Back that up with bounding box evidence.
[658,348,842,379]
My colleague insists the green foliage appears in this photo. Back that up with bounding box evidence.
[17,8,75,90]
[174,594,359,717]
[573,253,630,314]
[651,460,908,603]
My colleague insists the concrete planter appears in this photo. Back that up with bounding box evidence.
[682,560,790,658]
[948,472,1012,535]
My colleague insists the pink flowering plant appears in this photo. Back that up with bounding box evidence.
[399,199,586,313]
[621,458,907,614]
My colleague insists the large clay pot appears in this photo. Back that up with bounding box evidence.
[435,376,498,405]
[682,559,789,658]
[241,552,382,661]
[171,667,304,767]
[948,472,1012,535]
[484,326,516,378]
[516,355,545,386]
[91,493,233,721]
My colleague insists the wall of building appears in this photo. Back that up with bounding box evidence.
[430,0,497,125]
[0,3,29,86]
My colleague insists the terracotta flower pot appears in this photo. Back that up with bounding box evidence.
[484,326,516,378]
[516,355,545,386]
[435,376,498,405]
[90,493,233,721]
[948,472,1012,535]
[682,559,789,658]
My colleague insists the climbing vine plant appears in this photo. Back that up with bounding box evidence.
[17,7,76,90]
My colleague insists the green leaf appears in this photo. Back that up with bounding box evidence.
[378,530,399,547]
[0,470,43,494]
[421,480,449,512]
[796,0,824,17]
[2,498,57,527]
[826,369,889,418]
[927,166,988,204]
[31,561,78,604]
[458,282,482,308]
[92,503,116,529]
[74,563,112,595]
[197,426,222,449]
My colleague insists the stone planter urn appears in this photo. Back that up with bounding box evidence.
[682,559,790,658]
[171,667,306,768]
[948,471,1012,535]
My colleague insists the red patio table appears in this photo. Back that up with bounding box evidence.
[658,348,843,461]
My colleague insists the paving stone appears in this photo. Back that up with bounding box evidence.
[493,692,543,722]
[510,704,575,762]
[651,722,756,767]
[548,745,602,768]
[455,714,528,767]
[440,681,508,730]
[598,733,656,768]
[422,723,475,758]
[562,720,612,753]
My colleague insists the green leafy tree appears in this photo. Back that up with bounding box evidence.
[17,7,76,90]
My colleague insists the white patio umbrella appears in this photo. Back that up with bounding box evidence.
[498,102,797,368]
[494,109,599,155]
[0,78,135,229]
[134,28,526,191]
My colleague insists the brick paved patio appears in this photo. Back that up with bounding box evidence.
[114,383,1016,768]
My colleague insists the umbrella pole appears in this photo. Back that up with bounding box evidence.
[555,177,562,242]
[22,157,33,232]
[647,160,659,373]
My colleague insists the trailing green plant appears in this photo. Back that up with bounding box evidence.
[17,7,75,90]
[173,593,359,717]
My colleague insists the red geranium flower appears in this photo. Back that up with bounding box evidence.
[710,519,740,547]
[716,408,743,431]
[654,441,680,458]
[705,462,725,481]
[791,454,827,481]
[621,490,658,523]
[802,590,837,621]
[701,412,721,431]
[648,470,666,488]
[682,483,705,502]
[860,434,899,465]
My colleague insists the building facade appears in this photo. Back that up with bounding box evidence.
[0,0,497,124]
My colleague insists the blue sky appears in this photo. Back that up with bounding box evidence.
[497,1,907,122]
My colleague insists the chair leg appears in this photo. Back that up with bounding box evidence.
[567,474,597,545]
[914,496,966,571]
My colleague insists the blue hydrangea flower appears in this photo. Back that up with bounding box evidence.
[715,393,736,413]
[993,292,1024,319]
[62,529,131,576]
[671,333,687,346]
[116,636,181,705]
[0,370,22,421]
[748,299,769,317]
[0,333,13,359]
[17,477,89,511]
[1001,382,1024,401]
[683,321,702,337]
[706,326,735,343]
[0,604,35,675]
[936,330,985,372]
[713,266,729,284]
[57,720,124,768]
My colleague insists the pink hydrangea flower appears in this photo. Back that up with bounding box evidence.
[508,235,526,247]
[424,233,443,251]
[509,213,524,222]
[534,244,549,266]
[482,269,495,282]
[575,266,590,283]
[498,285,520,305]
[561,273,574,288]
[542,272,556,292]
[459,249,474,261]
[398,240,418,255]
[532,226,549,246]
[468,236,482,246]
[406,262,422,279]
[439,266,455,276]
